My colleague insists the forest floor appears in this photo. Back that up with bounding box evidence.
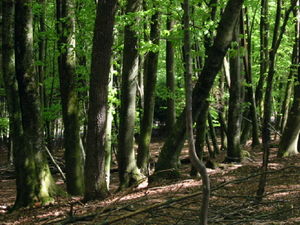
[1,139,300,225]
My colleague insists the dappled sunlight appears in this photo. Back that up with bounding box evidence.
[2,141,300,224]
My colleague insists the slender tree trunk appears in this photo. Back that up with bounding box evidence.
[38,0,46,109]
[208,112,219,157]
[277,1,300,157]
[255,0,269,111]
[2,0,23,168]
[56,0,84,195]
[280,41,297,133]
[257,0,297,201]
[155,0,245,176]
[118,0,143,189]
[226,16,243,163]
[137,5,160,174]
[166,10,176,131]
[14,0,57,209]
[84,0,118,201]
[104,67,115,189]
[240,8,260,147]
[191,101,209,176]
[183,1,210,224]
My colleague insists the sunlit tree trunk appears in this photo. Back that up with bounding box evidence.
[118,0,143,189]
[226,16,243,162]
[84,0,118,201]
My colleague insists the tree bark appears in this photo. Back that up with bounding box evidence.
[137,5,160,175]
[277,1,300,157]
[56,0,84,196]
[255,0,269,111]
[2,0,23,168]
[240,8,260,147]
[84,0,118,201]
[183,1,210,223]
[14,0,57,209]
[118,0,144,189]
[155,0,244,176]
[226,16,243,163]
[166,7,176,131]
[257,0,297,201]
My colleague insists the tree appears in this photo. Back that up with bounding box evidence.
[183,0,210,223]
[56,0,84,196]
[118,0,144,189]
[84,0,118,201]
[137,3,161,175]
[155,0,245,177]
[165,3,176,131]
[2,0,22,167]
[13,0,57,209]
[257,0,297,201]
[277,2,300,157]
[226,15,243,162]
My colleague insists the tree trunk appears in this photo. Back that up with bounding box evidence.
[280,39,298,133]
[137,5,160,175]
[183,1,210,224]
[104,67,115,189]
[226,16,243,163]
[118,0,143,189]
[257,0,297,201]
[191,101,209,176]
[208,112,219,157]
[166,8,176,131]
[155,0,244,176]
[277,1,300,157]
[84,0,118,201]
[240,8,260,147]
[2,0,23,168]
[255,0,269,111]
[56,0,84,196]
[38,0,46,109]
[14,0,57,209]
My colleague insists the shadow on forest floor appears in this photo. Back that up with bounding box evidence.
[1,139,300,224]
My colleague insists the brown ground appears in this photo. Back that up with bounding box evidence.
[1,140,300,225]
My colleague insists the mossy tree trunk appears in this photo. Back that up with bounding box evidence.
[118,0,144,189]
[13,0,57,209]
[84,0,118,201]
[155,0,244,177]
[137,4,160,175]
[56,0,84,196]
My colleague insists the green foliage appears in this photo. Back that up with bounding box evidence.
[43,104,61,122]
[0,118,9,133]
